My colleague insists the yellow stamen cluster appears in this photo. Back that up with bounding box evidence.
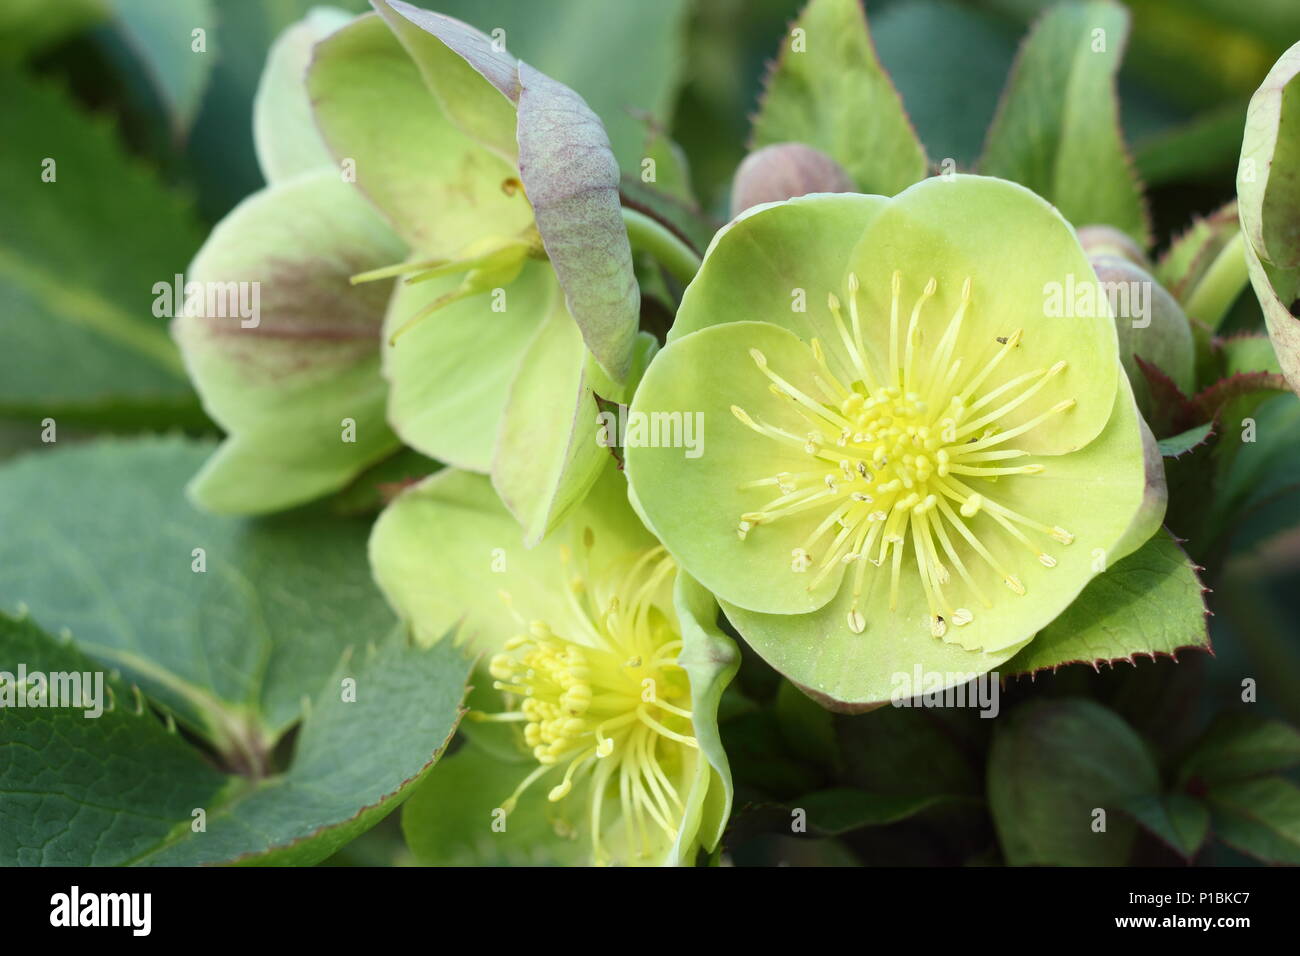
[733,270,1075,640]
[478,542,698,864]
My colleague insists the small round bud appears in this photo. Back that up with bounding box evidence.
[1077,225,1149,269]
[1089,255,1195,419]
[730,143,855,218]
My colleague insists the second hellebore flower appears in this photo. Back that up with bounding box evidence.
[626,175,1165,709]
[175,1,642,538]
[369,461,737,865]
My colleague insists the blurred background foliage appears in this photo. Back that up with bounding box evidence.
[2,0,1298,866]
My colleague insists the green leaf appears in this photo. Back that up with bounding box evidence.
[1122,792,1209,859]
[0,437,396,746]
[1005,529,1209,677]
[793,788,977,836]
[0,70,203,426]
[1205,776,1300,864]
[141,633,470,865]
[835,705,984,800]
[108,0,215,137]
[0,610,471,866]
[775,679,839,773]
[1222,333,1284,377]
[1158,422,1213,458]
[979,0,1148,246]
[1213,392,1300,550]
[639,120,696,206]
[1154,201,1239,310]
[0,610,227,866]
[872,0,1019,169]
[988,698,1160,865]
[0,0,106,62]
[1135,103,1247,188]
[1178,713,1300,787]
[751,0,927,196]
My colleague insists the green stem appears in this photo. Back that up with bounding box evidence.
[621,207,702,287]
[1183,231,1249,331]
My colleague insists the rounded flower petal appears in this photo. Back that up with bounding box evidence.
[307,12,531,258]
[381,259,555,472]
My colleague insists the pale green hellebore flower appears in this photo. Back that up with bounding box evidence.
[369,461,738,866]
[309,1,644,543]
[176,2,643,538]
[625,175,1166,709]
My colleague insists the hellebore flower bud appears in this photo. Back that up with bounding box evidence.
[1077,224,1149,269]
[730,142,855,218]
[1089,254,1195,418]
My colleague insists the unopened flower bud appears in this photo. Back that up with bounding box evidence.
[1090,254,1194,418]
[730,143,855,218]
[1077,224,1149,269]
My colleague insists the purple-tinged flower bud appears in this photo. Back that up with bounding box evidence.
[1077,224,1149,269]
[730,143,855,218]
[1090,254,1194,418]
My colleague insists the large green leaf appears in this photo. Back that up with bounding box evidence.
[751,0,927,196]
[1005,529,1209,676]
[988,698,1160,865]
[979,0,1148,245]
[0,611,226,866]
[0,437,395,748]
[872,0,1019,169]
[0,610,470,866]
[0,70,203,426]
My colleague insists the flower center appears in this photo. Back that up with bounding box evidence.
[476,542,698,863]
[732,270,1076,640]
